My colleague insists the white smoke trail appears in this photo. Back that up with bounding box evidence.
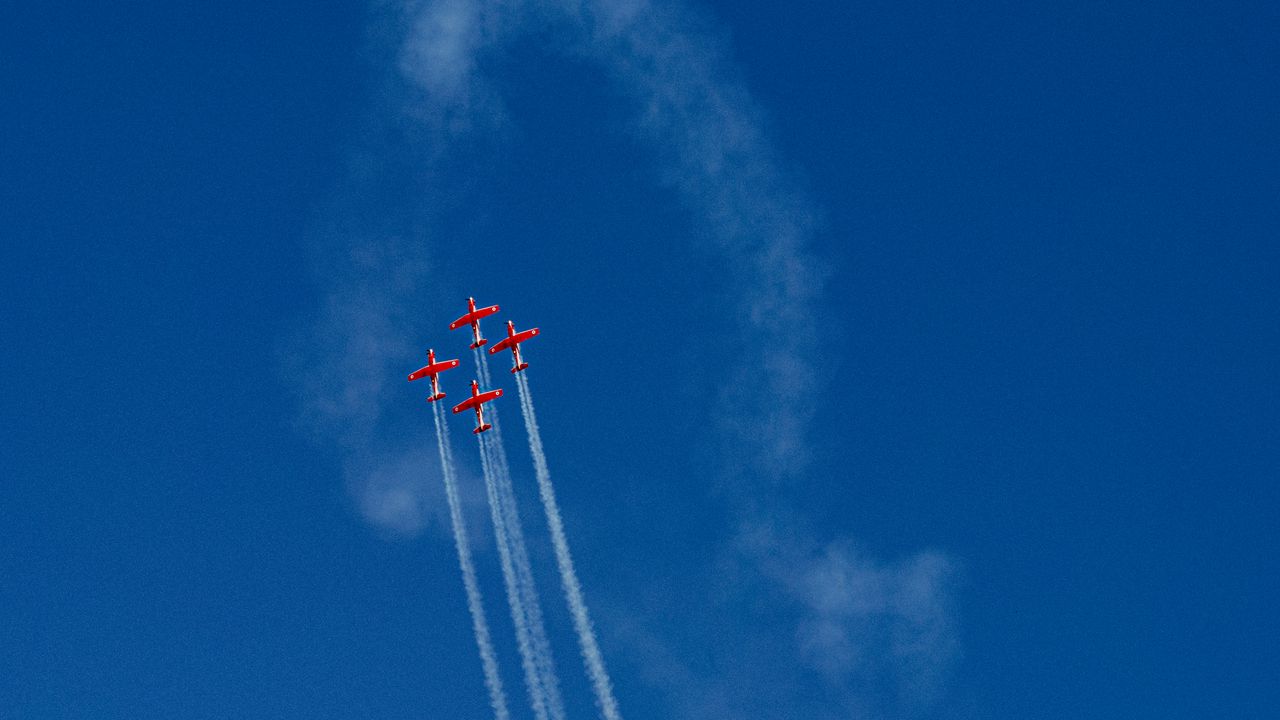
[514,371,622,720]
[475,421,552,720]
[474,349,567,720]
[430,400,511,720]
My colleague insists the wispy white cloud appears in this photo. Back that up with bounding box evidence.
[787,543,959,708]
[355,445,446,536]
[300,0,960,715]
[399,0,483,101]
[571,0,828,478]
[290,228,494,539]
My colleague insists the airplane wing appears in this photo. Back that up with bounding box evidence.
[448,304,500,330]
[488,328,538,354]
[451,388,502,414]
[407,358,459,382]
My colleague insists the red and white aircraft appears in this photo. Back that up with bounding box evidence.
[407,348,461,402]
[488,320,540,373]
[449,297,501,349]
[452,380,503,434]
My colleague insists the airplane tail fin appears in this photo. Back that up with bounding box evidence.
[474,423,492,434]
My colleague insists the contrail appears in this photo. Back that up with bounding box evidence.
[476,420,552,720]
[430,400,511,720]
[515,371,623,720]
[482,432,567,720]
[475,349,567,720]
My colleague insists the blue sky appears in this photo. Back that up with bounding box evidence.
[3,1,1277,718]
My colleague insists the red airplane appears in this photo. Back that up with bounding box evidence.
[452,380,503,434]
[407,348,461,402]
[449,297,501,349]
[488,320,540,373]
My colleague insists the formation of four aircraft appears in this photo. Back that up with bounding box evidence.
[408,297,540,434]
